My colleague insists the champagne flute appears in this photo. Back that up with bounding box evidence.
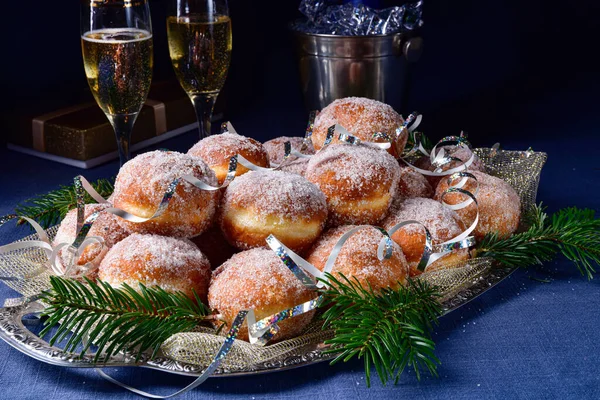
[167,0,232,139]
[81,0,154,166]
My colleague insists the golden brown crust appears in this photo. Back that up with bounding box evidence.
[112,151,220,238]
[188,133,270,184]
[434,171,521,241]
[306,225,409,292]
[208,249,316,342]
[312,97,407,156]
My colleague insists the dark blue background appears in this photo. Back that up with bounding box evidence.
[1,1,599,399]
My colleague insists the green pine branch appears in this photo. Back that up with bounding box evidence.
[404,130,434,153]
[318,273,443,387]
[14,178,114,230]
[476,204,600,280]
[39,276,213,362]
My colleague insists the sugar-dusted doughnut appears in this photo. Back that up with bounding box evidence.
[311,97,407,156]
[382,197,469,277]
[263,136,315,166]
[111,150,219,238]
[53,203,130,274]
[306,225,409,291]
[219,170,328,253]
[208,248,315,342]
[98,233,212,301]
[434,171,521,240]
[305,143,401,226]
[395,166,433,204]
[188,132,269,183]
[415,145,486,188]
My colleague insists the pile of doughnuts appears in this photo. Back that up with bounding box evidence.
[54,96,522,343]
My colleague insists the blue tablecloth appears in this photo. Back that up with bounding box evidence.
[1,88,599,399]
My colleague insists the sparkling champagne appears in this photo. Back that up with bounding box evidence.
[82,28,153,116]
[167,15,232,96]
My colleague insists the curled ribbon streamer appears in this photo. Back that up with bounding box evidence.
[94,310,250,399]
[0,214,104,286]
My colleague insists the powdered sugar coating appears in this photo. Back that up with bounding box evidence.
[219,170,328,252]
[435,170,521,240]
[112,150,219,238]
[188,133,269,182]
[382,197,469,276]
[53,203,130,270]
[98,233,211,300]
[305,143,401,226]
[208,248,315,342]
[393,166,433,207]
[263,136,315,166]
[312,97,407,155]
[306,225,409,292]
[221,170,327,224]
[279,158,310,176]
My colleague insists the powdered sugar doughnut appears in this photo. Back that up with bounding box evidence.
[208,248,315,342]
[306,225,409,292]
[279,159,310,176]
[263,136,315,166]
[312,97,407,156]
[382,197,469,277]
[53,203,130,275]
[415,145,486,188]
[98,233,211,301]
[434,171,521,240]
[112,150,219,238]
[188,133,269,184]
[190,226,237,270]
[219,170,328,253]
[305,144,401,226]
[393,166,433,207]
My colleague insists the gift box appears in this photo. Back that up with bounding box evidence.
[6,81,225,169]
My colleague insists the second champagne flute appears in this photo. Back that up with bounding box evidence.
[167,0,232,139]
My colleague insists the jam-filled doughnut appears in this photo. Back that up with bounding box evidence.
[382,197,469,276]
[111,150,219,238]
[208,248,315,342]
[53,203,130,275]
[305,143,401,226]
[306,225,409,292]
[188,132,269,183]
[219,170,328,253]
[311,97,407,156]
[98,233,212,301]
[435,170,521,241]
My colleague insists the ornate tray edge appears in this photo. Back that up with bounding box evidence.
[0,264,516,378]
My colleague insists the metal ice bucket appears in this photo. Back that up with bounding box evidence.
[293,31,422,111]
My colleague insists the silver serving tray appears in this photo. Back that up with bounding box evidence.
[0,265,515,377]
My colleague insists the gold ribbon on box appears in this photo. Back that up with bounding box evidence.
[31,100,168,152]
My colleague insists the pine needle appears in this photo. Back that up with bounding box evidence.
[14,178,114,229]
[477,204,600,279]
[318,274,443,387]
[39,276,212,362]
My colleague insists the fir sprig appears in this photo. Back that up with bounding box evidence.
[40,276,213,362]
[14,178,114,229]
[477,204,600,279]
[319,273,443,387]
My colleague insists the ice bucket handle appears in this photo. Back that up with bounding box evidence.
[399,36,423,62]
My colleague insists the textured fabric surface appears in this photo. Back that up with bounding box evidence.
[1,96,599,399]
